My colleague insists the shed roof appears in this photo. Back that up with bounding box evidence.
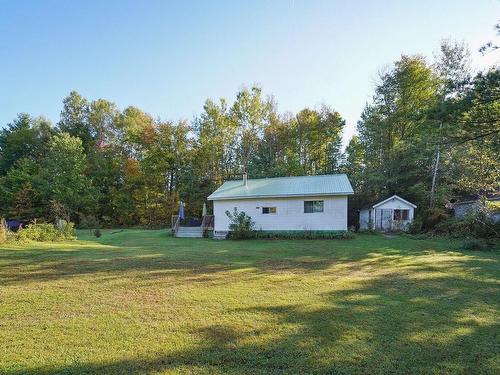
[453,192,500,205]
[207,174,353,201]
[360,195,417,210]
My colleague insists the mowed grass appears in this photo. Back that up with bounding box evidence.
[0,230,499,374]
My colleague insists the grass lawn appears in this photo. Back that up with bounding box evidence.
[0,230,499,374]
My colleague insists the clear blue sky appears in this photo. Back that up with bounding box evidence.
[1,0,499,143]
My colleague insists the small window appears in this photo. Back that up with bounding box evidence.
[394,209,409,220]
[304,200,324,213]
[262,207,277,214]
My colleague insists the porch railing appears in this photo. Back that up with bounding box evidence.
[171,215,180,235]
[171,214,213,236]
[201,215,214,231]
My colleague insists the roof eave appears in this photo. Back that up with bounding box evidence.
[372,195,417,209]
[207,191,354,201]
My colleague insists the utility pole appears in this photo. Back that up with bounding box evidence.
[429,122,443,208]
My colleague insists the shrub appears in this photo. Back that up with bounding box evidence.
[225,208,255,240]
[360,226,379,235]
[408,216,423,234]
[0,218,8,243]
[435,210,500,239]
[94,229,102,238]
[62,221,76,239]
[421,208,449,232]
[78,215,99,229]
[17,223,59,242]
[459,239,497,252]
[17,221,76,242]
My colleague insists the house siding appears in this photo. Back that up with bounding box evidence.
[454,200,500,223]
[375,199,415,219]
[213,195,348,232]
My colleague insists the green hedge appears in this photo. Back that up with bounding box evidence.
[253,230,355,240]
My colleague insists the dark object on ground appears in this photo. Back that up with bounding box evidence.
[188,218,202,227]
[6,220,24,232]
[94,229,102,238]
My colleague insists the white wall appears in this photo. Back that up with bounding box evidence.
[375,199,415,221]
[212,195,348,232]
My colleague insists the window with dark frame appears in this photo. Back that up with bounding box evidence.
[393,209,409,220]
[304,200,324,213]
[262,207,277,214]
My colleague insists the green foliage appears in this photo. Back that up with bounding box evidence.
[58,91,93,149]
[192,87,345,184]
[0,50,497,232]
[41,132,98,221]
[0,218,18,243]
[487,200,500,211]
[407,216,424,234]
[0,158,44,220]
[421,208,450,232]
[356,55,441,211]
[459,239,498,252]
[78,215,99,229]
[17,221,75,242]
[225,208,255,240]
[435,211,500,239]
[0,114,53,175]
[61,220,76,239]
[0,218,8,243]
[352,43,498,230]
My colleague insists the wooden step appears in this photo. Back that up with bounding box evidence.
[176,227,204,238]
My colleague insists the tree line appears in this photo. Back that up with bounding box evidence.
[0,41,498,229]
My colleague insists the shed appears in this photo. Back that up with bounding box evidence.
[452,193,500,223]
[359,195,416,232]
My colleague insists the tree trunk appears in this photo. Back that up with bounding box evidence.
[429,122,442,208]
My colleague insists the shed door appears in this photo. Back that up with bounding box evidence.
[375,209,392,231]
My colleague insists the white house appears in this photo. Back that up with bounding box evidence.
[207,174,354,237]
[359,195,416,232]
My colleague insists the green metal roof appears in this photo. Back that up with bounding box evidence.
[207,174,353,200]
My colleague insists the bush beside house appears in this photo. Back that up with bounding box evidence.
[254,230,354,240]
[224,208,354,240]
[225,208,256,240]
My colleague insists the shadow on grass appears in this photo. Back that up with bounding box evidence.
[10,269,499,374]
[0,235,498,288]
